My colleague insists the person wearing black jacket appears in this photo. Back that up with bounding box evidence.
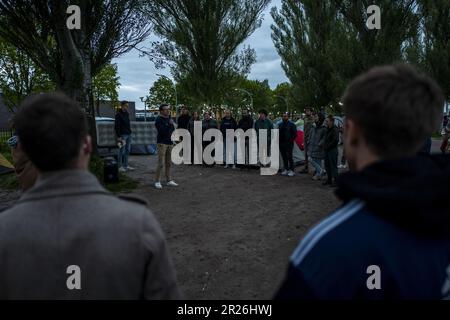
[323,115,340,186]
[154,104,177,190]
[220,110,238,169]
[115,101,134,172]
[238,110,254,169]
[279,112,297,177]
[276,64,450,300]
[177,106,191,130]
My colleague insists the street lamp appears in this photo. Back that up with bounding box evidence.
[234,88,253,111]
[139,96,149,122]
[156,74,178,114]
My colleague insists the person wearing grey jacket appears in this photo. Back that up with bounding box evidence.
[308,113,327,180]
[0,93,181,300]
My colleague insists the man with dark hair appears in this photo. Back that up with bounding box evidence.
[220,110,238,169]
[255,109,273,166]
[177,105,190,130]
[238,110,255,169]
[276,64,450,299]
[323,115,339,187]
[0,93,181,299]
[154,104,178,190]
[115,100,134,172]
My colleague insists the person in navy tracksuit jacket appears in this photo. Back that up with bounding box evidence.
[275,64,450,300]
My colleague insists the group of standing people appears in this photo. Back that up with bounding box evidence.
[301,108,340,187]
[116,100,342,190]
[154,104,342,186]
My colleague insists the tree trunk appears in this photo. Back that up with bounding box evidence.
[54,2,98,155]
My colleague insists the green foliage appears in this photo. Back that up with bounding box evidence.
[272,82,296,116]
[271,0,338,109]
[417,0,450,101]
[271,0,425,111]
[0,153,138,193]
[0,37,54,111]
[0,173,19,190]
[0,141,18,190]
[89,156,139,193]
[224,77,274,115]
[147,76,176,107]
[144,0,270,106]
[92,63,121,113]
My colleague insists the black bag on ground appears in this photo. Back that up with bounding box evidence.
[103,157,118,184]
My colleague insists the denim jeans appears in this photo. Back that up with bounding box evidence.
[118,134,131,169]
[310,157,324,176]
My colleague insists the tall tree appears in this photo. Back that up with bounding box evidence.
[0,0,150,143]
[92,63,121,116]
[0,38,54,112]
[271,0,338,109]
[272,0,420,110]
[417,0,450,103]
[332,0,419,69]
[147,77,177,108]
[143,0,270,107]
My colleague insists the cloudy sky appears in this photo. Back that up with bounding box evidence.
[113,0,288,109]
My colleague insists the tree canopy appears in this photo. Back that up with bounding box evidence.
[270,0,448,112]
[143,0,270,106]
[92,63,121,115]
[147,76,177,108]
[0,37,54,112]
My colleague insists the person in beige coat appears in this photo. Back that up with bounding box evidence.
[0,93,181,300]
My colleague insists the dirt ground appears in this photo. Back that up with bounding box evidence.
[125,155,340,299]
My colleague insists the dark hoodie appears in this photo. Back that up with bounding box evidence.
[276,154,450,299]
[336,154,450,238]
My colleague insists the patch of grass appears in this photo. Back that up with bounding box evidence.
[104,174,139,193]
[432,132,443,139]
[0,141,18,190]
[0,173,19,190]
[89,156,139,193]
[0,147,139,193]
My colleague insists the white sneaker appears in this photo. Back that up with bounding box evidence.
[126,166,135,171]
[224,165,229,169]
[167,180,178,187]
[119,167,127,173]
[155,182,163,189]
[288,170,295,177]
[281,170,288,176]
[232,165,237,169]
[312,175,320,181]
